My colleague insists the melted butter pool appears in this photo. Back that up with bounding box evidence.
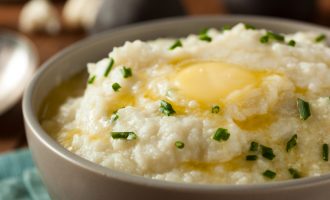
[174,61,267,104]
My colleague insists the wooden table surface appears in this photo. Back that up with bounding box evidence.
[0,0,329,153]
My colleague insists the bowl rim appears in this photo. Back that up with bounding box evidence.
[23,15,330,192]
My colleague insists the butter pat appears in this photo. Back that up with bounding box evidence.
[174,61,261,104]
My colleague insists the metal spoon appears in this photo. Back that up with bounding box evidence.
[0,30,38,115]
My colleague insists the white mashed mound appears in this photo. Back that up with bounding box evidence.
[41,23,330,184]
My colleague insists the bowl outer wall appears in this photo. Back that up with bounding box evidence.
[23,15,330,200]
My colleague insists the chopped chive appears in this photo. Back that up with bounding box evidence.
[198,28,212,42]
[286,134,298,152]
[261,145,275,160]
[160,100,176,116]
[260,35,269,43]
[199,28,209,35]
[246,155,258,161]
[112,113,119,121]
[111,132,137,140]
[199,34,212,42]
[297,98,311,120]
[175,141,185,149]
[267,31,285,42]
[244,24,256,30]
[260,31,285,44]
[211,105,220,114]
[262,170,276,179]
[111,110,119,122]
[121,66,132,78]
[104,58,114,77]
[221,24,232,32]
[112,82,121,92]
[213,128,230,142]
[315,34,326,43]
[88,75,96,84]
[323,143,328,161]
[249,141,259,152]
[288,168,301,179]
[288,40,296,47]
[169,40,183,50]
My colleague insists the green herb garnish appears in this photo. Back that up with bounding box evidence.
[261,145,275,160]
[160,100,176,116]
[288,168,301,179]
[211,105,220,114]
[249,141,259,152]
[111,110,119,122]
[263,170,276,179]
[260,35,269,43]
[323,143,329,161]
[315,34,326,43]
[121,66,132,78]
[198,28,212,42]
[267,31,285,42]
[175,141,185,149]
[104,58,114,77]
[111,132,137,140]
[244,24,256,30]
[246,155,258,161]
[288,40,296,47]
[286,134,298,152]
[112,113,119,121]
[297,98,311,120]
[213,128,230,142]
[169,40,183,50]
[88,75,96,84]
[260,31,285,44]
[199,34,212,42]
[199,28,209,35]
[112,82,121,92]
[221,25,232,32]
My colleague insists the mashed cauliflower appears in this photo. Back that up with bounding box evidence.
[41,23,330,184]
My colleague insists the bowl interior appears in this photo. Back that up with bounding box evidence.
[24,15,330,191]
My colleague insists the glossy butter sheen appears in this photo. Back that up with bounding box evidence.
[174,61,262,104]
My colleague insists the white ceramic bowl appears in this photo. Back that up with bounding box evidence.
[23,16,330,200]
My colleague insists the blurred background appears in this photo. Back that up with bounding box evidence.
[0,0,329,199]
[0,0,330,160]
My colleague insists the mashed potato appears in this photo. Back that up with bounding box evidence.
[41,23,330,184]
